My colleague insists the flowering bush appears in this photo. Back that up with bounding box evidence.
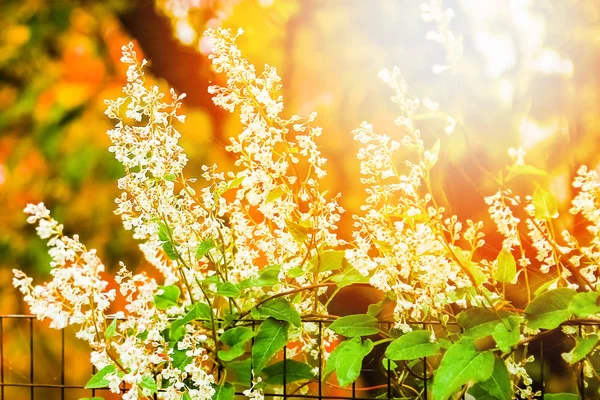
[12,25,600,400]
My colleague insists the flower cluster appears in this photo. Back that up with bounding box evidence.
[13,23,600,400]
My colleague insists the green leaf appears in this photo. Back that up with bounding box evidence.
[324,339,350,379]
[457,308,514,339]
[329,314,379,337]
[226,359,252,387]
[139,375,157,394]
[105,319,117,340]
[495,249,516,283]
[524,288,576,330]
[535,278,559,297]
[261,360,315,384]
[563,335,599,365]
[252,318,289,372]
[330,264,369,287]
[385,330,440,360]
[432,338,495,400]
[569,292,600,318]
[85,365,117,389]
[171,303,213,341]
[211,382,235,400]
[543,394,580,400]
[285,219,309,243]
[154,285,181,310]
[493,316,522,354]
[215,282,240,298]
[507,164,548,178]
[157,222,179,260]
[310,250,345,273]
[164,173,177,181]
[171,346,192,369]
[195,239,216,259]
[239,265,281,289]
[472,358,511,400]
[255,298,301,327]
[335,337,374,387]
[265,186,286,203]
[218,327,256,362]
[533,186,558,220]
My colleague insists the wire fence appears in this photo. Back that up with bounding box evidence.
[0,315,597,399]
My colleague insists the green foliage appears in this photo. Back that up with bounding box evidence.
[211,382,235,400]
[562,335,598,365]
[470,358,512,400]
[252,318,289,372]
[105,318,117,340]
[218,326,256,361]
[254,297,301,327]
[524,288,576,330]
[495,249,516,283]
[261,360,315,384]
[457,308,514,339]
[310,250,345,273]
[195,239,217,259]
[170,303,212,341]
[154,285,181,310]
[85,365,118,389]
[543,394,580,400]
[330,336,373,387]
[432,338,495,400]
[329,314,379,337]
[385,330,441,361]
[492,316,522,353]
[569,292,600,317]
[532,186,558,220]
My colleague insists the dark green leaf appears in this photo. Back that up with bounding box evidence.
[543,394,579,400]
[211,382,235,400]
[473,358,511,400]
[252,318,289,372]
[171,303,213,341]
[154,285,181,310]
[335,337,373,387]
[329,314,379,337]
[226,359,252,387]
[171,346,192,369]
[385,330,440,360]
[261,360,315,384]
[256,298,301,327]
[218,327,256,362]
[457,308,514,339]
[432,338,495,400]
[524,288,576,330]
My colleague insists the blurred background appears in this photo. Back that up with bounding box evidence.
[1,0,600,397]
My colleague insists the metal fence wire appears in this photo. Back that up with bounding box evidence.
[0,315,597,399]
